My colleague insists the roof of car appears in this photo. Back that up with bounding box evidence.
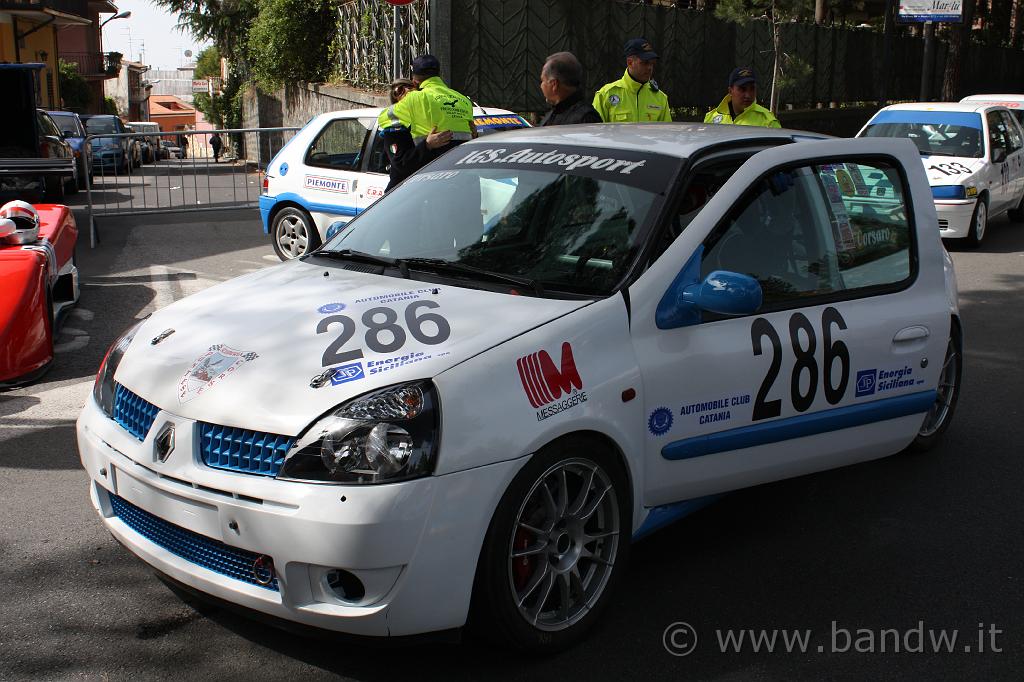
[880,102,1005,114]
[961,94,1024,101]
[314,105,522,121]
[462,123,825,159]
[45,110,80,117]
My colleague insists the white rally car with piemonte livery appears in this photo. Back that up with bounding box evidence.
[79,124,962,651]
[860,102,1024,247]
[259,106,529,260]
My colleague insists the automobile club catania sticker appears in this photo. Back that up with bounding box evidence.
[178,344,258,403]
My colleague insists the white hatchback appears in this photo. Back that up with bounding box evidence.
[260,106,529,260]
[859,102,1024,247]
[80,124,961,651]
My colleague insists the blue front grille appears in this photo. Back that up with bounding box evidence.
[198,423,294,477]
[108,492,279,591]
[113,384,160,441]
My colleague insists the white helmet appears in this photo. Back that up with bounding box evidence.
[0,200,40,244]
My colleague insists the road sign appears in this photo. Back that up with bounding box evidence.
[898,0,963,23]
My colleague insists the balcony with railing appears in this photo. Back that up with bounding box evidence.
[59,52,122,79]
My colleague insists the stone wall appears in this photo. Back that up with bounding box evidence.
[241,83,388,167]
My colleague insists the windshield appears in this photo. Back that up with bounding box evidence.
[322,143,677,297]
[50,114,79,135]
[862,111,983,158]
[84,117,119,135]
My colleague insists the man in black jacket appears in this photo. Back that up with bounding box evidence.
[539,52,602,127]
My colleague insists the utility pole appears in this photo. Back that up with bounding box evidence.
[920,21,936,101]
[879,0,895,106]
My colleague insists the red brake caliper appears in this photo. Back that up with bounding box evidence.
[512,527,535,590]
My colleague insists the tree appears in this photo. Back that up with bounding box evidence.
[194,45,221,79]
[192,46,225,127]
[58,60,91,112]
[247,0,341,89]
[715,0,815,112]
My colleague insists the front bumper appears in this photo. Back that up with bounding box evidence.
[934,198,977,239]
[77,394,525,636]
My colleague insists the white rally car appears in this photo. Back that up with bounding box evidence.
[859,102,1024,247]
[259,106,529,260]
[79,124,962,651]
[961,93,1024,126]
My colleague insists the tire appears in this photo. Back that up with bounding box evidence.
[906,320,962,453]
[1008,191,1024,223]
[470,437,631,652]
[65,163,79,196]
[44,175,65,201]
[963,198,987,248]
[76,158,88,189]
[271,206,320,261]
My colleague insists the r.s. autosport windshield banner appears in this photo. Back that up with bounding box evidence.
[433,143,682,192]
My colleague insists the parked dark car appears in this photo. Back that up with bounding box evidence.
[47,110,92,189]
[81,114,134,174]
[0,64,75,201]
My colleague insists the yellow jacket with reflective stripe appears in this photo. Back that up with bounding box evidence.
[703,95,781,128]
[593,70,671,123]
[377,76,473,139]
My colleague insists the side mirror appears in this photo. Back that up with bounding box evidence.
[656,246,764,329]
[681,270,763,316]
[0,218,15,241]
[993,147,1008,163]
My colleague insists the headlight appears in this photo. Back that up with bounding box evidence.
[279,381,439,485]
[931,185,967,200]
[93,319,145,417]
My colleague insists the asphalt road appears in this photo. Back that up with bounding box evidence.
[1,209,1022,680]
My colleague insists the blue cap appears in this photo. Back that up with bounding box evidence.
[624,38,658,60]
[411,54,441,76]
[729,66,757,87]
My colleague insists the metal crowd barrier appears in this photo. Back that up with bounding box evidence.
[83,127,300,247]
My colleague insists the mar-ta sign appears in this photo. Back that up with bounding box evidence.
[898,0,963,22]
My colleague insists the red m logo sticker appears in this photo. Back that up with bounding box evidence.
[516,342,583,408]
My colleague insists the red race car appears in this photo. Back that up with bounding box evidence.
[0,201,79,387]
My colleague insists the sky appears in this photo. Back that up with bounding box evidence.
[100,0,211,71]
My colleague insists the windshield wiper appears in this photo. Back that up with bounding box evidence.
[404,258,544,296]
[311,249,410,278]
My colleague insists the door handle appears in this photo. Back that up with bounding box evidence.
[893,326,929,343]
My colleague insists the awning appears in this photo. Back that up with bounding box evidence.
[7,8,92,26]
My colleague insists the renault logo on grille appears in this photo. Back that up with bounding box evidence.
[154,422,175,462]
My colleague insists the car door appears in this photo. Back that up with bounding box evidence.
[300,115,374,219]
[628,139,950,507]
[356,118,391,209]
[998,109,1024,205]
[985,110,1013,213]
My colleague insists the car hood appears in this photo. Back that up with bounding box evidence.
[920,156,986,185]
[115,259,590,435]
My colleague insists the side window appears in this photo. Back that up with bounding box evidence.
[988,112,1011,159]
[38,112,59,137]
[1000,111,1023,152]
[305,118,371,171]
[702,160,912,309]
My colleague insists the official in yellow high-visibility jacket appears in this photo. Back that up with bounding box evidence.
[376,54,475,190]
[704,66,781,128]
[593,38,671,123]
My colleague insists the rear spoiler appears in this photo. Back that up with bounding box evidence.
[0,158,75,177]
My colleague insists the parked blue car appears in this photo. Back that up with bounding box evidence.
[81,114,132,174]
[46,111,92,189]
